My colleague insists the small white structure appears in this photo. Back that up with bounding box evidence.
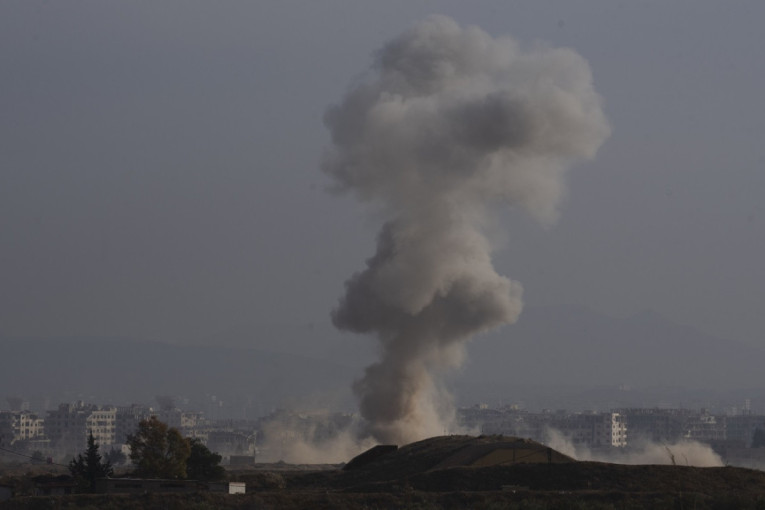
[209,481,246,494]
[96,478,245,494]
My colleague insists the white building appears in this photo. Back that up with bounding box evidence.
[86,406,117,448]
[551,412,627,448]
[0,410,45,444]
[46,402,118,453]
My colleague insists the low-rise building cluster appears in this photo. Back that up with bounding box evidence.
[0,401,354,465]
[0,401,238,462]
[459,406,627,448]
[458,405,765,458]
[4,400,765,468]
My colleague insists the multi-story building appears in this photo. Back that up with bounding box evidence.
[206,430,253,457]
[685,412,726,442]
[478,409,550,439]
[155,408,206,434]
[112,405,207,447]
[726,414,765,446]
[545,412,627,448]
[86,406,117,447]
[18,411,44,441]
[114,404,153,444]
[0,410,45,444]
[466,408,626,448]
[618,408,692,443]
[156,408,183,430]
[180,411,205,432]
[46,402,119,453]
[546,412,627,448]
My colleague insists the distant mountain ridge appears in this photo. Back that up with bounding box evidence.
[463,304,765,390]
[3,305,764,414]
[0,337,359,414]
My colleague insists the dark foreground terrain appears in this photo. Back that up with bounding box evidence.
[5,436,765,509]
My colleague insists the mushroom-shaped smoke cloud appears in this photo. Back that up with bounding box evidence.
[323,15,610,444]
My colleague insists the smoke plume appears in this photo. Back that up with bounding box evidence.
[545,429,724,467]
[323,15,610,444]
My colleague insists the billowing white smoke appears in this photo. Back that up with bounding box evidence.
[545,429,724,467]
[323,15,610,444]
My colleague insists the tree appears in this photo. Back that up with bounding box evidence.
[69,432,113,493]
[104,447,127,466]
[186,438,226,481]
[127,416,190,479]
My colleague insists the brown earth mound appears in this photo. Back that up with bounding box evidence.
[269,435,765,497]
[344,435,572,475]
[277,435,574,491]
[432,436,573,469]
[343,444,398,471]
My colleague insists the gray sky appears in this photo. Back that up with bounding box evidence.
[2,1,763,352]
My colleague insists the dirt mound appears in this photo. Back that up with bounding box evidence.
[242,435,765,503]
[287,435,765,497]
[335,435,573,490]
[343,445,398,471]
[433,436,573,469]
[346,435,571,472]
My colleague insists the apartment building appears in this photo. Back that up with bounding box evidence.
[618,408,692,443]
[46,402,119,453]
[542,412,627,448]
[469,409,627,448]
[0,410,45,444]
[86,406,117,447]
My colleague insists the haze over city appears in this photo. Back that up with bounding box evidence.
[2,1,765,421]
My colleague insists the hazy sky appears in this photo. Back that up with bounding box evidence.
[2,1,763,352]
